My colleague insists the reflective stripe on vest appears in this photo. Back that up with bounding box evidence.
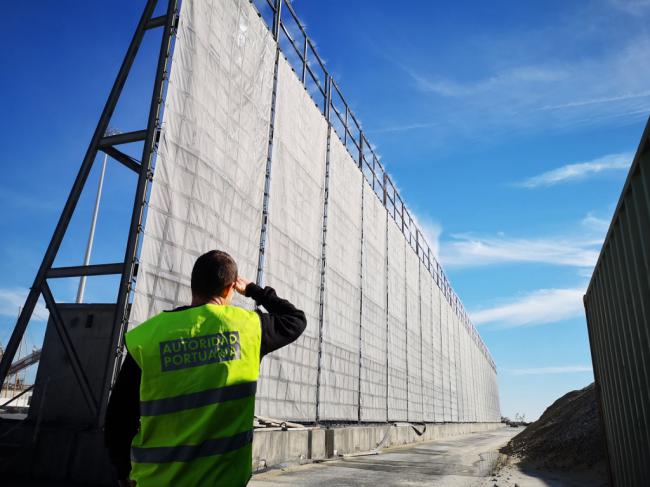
[125,304,261,487]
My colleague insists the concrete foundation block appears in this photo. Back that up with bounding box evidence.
[252,423,504,472]
[309,429,326,460]
[252,429,310,470]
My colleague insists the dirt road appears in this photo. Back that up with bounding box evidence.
[250,427,522,486]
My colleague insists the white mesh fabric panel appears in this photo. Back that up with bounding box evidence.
[387,220,407,421]
[469,337,475,422]
[405,248,423,422]
[439,291,451,421]
[360,185,388,422]
[460,321,468,422]
[463,324,471,422]
[449,302,458,422]
[453,312,462,422]
[319,133,363,420]
[479,357,485,422]
[432,282,444,421]
[478,348,483,422]
[256,56,327,421]
[457,320,464,422]
[420,263,435,422]
[131,0,275,325]
[468,328,475,421]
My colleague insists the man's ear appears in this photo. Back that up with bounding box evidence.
[224,281,236,297]
[219,283,232,298]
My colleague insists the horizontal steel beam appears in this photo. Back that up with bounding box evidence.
[98,130,147,147]
[7,349,41,375]
[100,146,141,173]
[47,263,124,278]
[145,15,167,30]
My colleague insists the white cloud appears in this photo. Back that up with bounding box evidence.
[516,153,632,188]
[367,121,441,135]
[538,91,650,110]
[409,65,567,98]
[609,0,650,15]
[416,218,442,259]
[441,233,600,268]
[470,287,586,328]
[581,212,611,234]
[506,365,593,376]
[0,288,49,322]
[392,28,650,138]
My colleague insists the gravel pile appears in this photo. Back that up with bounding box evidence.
[501,383,607,470]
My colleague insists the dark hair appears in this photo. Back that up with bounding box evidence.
[191,250,238,298]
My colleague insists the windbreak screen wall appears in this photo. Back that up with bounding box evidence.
[432,279,445,420]
[130,0,500,424]
[131,0,275,325]
[257,56,327,420]
[359,185,388,422]
[387,220,408,421]
[420,261,435,422]
[406,248,423,422]
[319,132,363,420]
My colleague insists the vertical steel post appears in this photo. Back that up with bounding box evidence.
[101,0,179,425]
[357,171,365,422]
[301,34,308,84]
[256,6,282,287]
[315,75,333,423]
[344,105,348,146]
[358,132,364,170]
[272,0,282,40]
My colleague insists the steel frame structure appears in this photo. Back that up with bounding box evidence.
[0,0,179,426]
[252,0,494,369]
[0,0,494,430]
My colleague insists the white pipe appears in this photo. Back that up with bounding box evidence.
[76,152,108,303]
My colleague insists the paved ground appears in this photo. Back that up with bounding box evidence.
[250,427,521,487]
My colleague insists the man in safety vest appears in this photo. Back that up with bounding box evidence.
[105,250,306,486]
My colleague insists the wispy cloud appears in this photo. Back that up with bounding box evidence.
[367,121,441,135]
[0,288,49,322]
[441,233,600,268]
[609,0,650,15]
[389,25,650,138]
[471,287,586,327]
[538,91,650,111]
[581,212,611,234]
[415,217,442,259]
[506,365,593,376]
[515,153,632,188]
[408,65,567,98]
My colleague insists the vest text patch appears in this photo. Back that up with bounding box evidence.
[159,332,241,371]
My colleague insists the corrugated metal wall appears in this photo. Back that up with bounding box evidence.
[584,120,650,486]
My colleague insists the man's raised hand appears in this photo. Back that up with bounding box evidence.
[234,276,251,295]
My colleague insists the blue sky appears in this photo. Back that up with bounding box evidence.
[1,0,648,420]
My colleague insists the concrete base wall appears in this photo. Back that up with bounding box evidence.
[253,422,503,471]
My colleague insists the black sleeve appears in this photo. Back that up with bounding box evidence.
[104,353,141,480]
[245,283,307,356]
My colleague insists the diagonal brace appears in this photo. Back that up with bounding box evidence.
[41,283,98,417]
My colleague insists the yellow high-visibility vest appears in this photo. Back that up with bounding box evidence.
[125,304,261,487]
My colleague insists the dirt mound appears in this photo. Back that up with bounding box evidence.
[501,383,607,470]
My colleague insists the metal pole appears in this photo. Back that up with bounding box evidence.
[76,152,109,303]
[101,0,178,426]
